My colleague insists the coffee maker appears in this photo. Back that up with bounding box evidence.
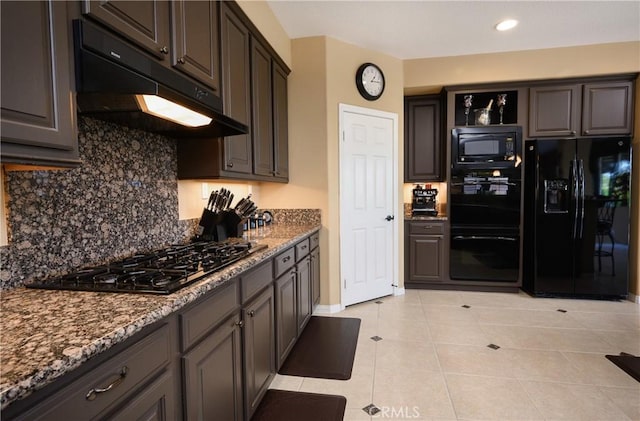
[412,184,438,216]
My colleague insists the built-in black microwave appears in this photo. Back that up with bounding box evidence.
[452,126,522,169]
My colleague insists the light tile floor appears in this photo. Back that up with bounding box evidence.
[269,289,640,420]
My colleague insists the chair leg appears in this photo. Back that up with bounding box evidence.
[609,232,615,276]
[596,234,603,272]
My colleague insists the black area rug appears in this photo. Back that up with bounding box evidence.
[279,316,361,380]
[251,389,346,421]
[606,353,640,383]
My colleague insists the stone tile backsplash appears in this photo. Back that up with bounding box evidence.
[0,117,196,290]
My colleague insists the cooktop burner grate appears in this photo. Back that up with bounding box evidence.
[26,240,266,294]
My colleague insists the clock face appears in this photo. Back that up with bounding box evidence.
[356,63,385,100]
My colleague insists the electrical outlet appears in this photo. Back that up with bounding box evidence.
[201,183,209,200]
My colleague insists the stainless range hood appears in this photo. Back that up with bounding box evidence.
[73,20,248,138]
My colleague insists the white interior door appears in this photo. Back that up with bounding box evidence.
[339,104,397,307]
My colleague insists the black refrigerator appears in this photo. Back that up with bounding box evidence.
[523,137,632,298]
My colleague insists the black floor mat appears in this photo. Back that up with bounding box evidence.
[605,353,640,383]
[279,316,361,380]
[251,389,346,421]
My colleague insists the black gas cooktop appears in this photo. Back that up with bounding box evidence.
[26,239,267,295]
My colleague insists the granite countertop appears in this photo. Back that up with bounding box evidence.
[0,223,320,410]
[403,203,448,221]
[405,214,448,221]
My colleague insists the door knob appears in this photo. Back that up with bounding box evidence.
[385,215,394,221]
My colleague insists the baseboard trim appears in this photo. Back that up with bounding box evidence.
[628,292,640,304]
[393,286,405,296]
[313,303,344,314]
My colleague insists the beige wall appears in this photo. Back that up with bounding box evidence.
[405,41,640,95]
[260,36,404,306]
[236,0,292,68]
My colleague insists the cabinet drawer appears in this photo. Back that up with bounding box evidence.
[273,247,295,278]
[14,323,171,421]
[180,279,240,351]
[310,232,320,250]
[409,222,444,235]
[241,259,274,304]
[295,238,310,261]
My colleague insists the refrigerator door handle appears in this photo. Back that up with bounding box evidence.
[571,159,579,239]
[578,159,586,239]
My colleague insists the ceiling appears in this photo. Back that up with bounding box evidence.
[266,1,640,60]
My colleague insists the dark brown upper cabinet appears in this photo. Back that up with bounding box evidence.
[529,78,634,138]
[177,1,251,179]
[177,2,289,182]
[82,0,171,60]
[82,0,221,93]
[404,95,443,182]
[529,85,581,138]
[1,0,80,168]
[251,39,274,178]
[171,0,220,92]
[582,81,634,136]
[273,62,290,181]
[250,40,289,182]
[219,1,252,175]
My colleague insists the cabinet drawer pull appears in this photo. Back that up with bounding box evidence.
[301,245,307,250]
[423,225,433,229]
[282,256,291,263]
[86,366,128,401]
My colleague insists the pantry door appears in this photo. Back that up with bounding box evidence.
[339,104,398,306]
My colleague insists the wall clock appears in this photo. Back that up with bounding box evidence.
[355,63,385,101]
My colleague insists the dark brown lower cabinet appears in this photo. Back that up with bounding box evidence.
[296,255,312,332]
[275,269,297,368]
[182,313,243,421]
[105,370,176,421]
[5,231,322,421]
[242,286,276,420]
[6,322,176,421]
[405,220,446,285]
[311,247,320,307]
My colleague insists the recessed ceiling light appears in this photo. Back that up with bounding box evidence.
[496,19,518,31]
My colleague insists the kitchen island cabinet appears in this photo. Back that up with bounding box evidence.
[0,0,80,168]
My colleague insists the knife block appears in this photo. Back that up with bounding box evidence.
[196,209,246,242]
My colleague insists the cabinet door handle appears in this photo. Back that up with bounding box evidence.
[86,366,128,401]
[160,46,169,55]
[248,310,256,317]
[228,162,234,168]
[177,57,186,64]
[235,320,244,328]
